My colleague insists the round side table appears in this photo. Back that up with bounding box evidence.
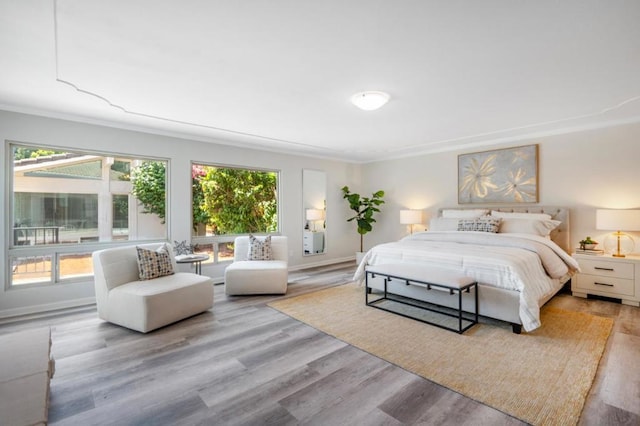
[176,254,209,275]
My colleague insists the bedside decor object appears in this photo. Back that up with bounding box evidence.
[458,144,538,204]
[400,209,423,234]
[578,236,598,251]
[596,209,640,257]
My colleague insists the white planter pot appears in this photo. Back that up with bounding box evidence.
[355,252,366,265]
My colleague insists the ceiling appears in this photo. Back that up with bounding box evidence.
[1,0,639,163]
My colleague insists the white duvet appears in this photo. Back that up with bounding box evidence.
[354,231,580,331]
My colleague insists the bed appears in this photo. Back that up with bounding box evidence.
[354,207,579,333]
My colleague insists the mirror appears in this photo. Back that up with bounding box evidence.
[302,169,326,256]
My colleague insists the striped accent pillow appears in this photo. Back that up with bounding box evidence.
[136,244,175,280]
[248,235,272,260]
[457,218,501,233]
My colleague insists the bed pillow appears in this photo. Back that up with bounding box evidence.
[136,244,175,280]
[498,218,561,237]
[490,210,552,221]
[457,217,501,233]
[441,209,489,219]
[429,217,460,231]
[248,234,272,260]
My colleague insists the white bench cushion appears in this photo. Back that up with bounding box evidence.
[367,264,476,289]
[225,260,288,295]
[107,272,213,332]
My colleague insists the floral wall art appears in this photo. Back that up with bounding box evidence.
[458,144,538,204]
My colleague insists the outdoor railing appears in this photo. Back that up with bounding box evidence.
[13,226,60,246]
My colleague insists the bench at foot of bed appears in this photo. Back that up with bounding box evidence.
[365,264,479,334]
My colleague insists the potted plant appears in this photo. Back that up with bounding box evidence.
[579,236,598,250]
[341,186,385,260]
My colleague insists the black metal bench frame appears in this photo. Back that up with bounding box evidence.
[365,269,479,334]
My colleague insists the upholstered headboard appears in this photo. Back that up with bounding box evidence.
[438,206,570,253]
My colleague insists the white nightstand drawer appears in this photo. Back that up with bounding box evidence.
[576,274,635,297]
[578,259,634,279]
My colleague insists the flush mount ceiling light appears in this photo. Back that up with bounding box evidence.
[350,91,390,111]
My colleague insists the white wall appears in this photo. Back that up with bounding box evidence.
[361,122,640,253]
[5,109,639,317]
[0,110,361,317]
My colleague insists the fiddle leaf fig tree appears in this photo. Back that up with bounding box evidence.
[341,186,385,252]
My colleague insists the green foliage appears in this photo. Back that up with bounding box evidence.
[200,167,277,234]
[341,186,385,252]
[111,160,131,181]
[192,166,210,231]
[131,161,167,222]
[129,162,278,234]
[13,148,65,161]
[579,236,597,244]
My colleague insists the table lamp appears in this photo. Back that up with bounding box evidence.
[596,209,640,257]
[400,209,423,234]
[306,209,323,232]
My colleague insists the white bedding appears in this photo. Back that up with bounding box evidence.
[354,231,580,331]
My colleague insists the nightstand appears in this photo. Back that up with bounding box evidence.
[571,253,640,307]
[303,231,324,254]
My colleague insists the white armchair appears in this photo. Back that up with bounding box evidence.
[92,243,214,333]
[224,236,288,295]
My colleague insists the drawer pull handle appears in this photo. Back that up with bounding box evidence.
[594,267,614,271]
[594,282,614,287]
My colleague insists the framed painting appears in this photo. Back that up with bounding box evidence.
[458,144,538,204]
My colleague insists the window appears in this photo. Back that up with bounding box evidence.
[8,144,169,287]
[191,163,279,263]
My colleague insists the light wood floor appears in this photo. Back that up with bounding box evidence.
[1,262,639,425]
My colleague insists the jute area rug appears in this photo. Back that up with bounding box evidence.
[268,283,613,426]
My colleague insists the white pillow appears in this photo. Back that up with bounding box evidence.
[441,209,489,219]
[429,217,460,231]
[490,210,552,221]
[498,218,561,237]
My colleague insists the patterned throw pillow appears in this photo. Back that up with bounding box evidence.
[136,244,175,280]
[248,234,272,260]
[457,218,501,233]
[173,240,194,256]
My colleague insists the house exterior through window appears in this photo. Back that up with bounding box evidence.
[8,144,168,288]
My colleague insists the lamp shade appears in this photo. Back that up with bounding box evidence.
[350,91,390,111]
[400,209,423,225]
[306,209,323,221]
[596,209,640,231]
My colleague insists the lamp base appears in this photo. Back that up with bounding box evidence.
[604,232,635,258]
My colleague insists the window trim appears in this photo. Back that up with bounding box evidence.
[6,140,171,290]
[189,161,281,264]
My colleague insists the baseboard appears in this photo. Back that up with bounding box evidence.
[288,256,356,271]
[0,298,96,323]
